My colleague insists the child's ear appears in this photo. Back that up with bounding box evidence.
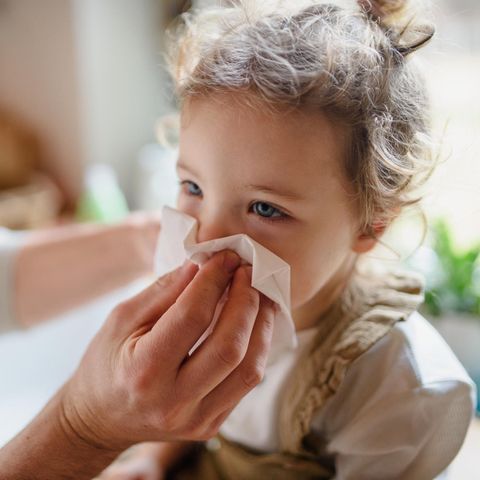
[352,220,388,254]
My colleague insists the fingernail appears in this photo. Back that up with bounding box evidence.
[223,251,241,273]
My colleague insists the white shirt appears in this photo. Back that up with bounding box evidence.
[220,312,476,480]
[0,228,25,334]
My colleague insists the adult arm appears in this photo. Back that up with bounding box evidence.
[13,214,160,327]
[0,251,274,479]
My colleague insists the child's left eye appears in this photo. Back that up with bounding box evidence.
[250,202,287,221]
[180,180,203,197]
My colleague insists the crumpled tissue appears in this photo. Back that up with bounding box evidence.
[155,206,297,361]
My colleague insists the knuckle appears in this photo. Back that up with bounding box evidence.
[116,365,148,400]
[208,414,228,438]
[173,298,193,322]
[192,403,230,441]
[153,271,175,290]
[202,410,231,440]
[191,419,219,442]
[109,300,133,323]
[156,407,174,431]
[153,268,181,293]
[186,414,210,441]
[114,358,162,406]
[174,299,207,331]
[200,425,219,441]
[130,371,150,396]
[240,362,265,389]
[214,340,245,367]
[153,402,182,433]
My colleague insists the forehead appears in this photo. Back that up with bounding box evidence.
[179,93,352,197]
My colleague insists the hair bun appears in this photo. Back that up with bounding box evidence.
[358,0,408,24]
[358,0,435,57]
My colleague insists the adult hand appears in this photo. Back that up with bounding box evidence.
[66,249,275,449]
[0,250,274,479]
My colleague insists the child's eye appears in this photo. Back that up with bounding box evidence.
[180,180,203,197]
[250,202,288,222]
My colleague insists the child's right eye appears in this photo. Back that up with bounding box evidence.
[180,180,203,197]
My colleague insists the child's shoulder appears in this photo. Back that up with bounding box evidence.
[309,311,476,478]
[334,264,475,404]
[316,308,475,415]
[346,262,473,390]
[341,310,476,404]
[381,311,473,388]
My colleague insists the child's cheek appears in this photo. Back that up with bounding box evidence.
[289,264,322,310]
[289,246,342,310]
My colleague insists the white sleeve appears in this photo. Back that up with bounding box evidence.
[0,228,27,334]
[310,313,477,480]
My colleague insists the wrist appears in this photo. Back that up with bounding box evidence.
[59,379,130,455]
[0,383,120,480]
[55,382,130,479]
[57,383,124,470]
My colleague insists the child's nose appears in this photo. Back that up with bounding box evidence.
[196,212,236,243]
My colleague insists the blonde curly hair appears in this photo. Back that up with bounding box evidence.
[167,0,436,236]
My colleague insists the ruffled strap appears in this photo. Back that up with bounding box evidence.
[278,267,425,456]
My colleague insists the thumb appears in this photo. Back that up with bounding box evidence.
[111,261,199,336]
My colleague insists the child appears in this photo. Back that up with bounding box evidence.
[97,1,476,479]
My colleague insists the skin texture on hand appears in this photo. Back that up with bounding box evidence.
[0,250,274,480]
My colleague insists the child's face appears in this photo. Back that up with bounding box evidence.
[177,94,376,327]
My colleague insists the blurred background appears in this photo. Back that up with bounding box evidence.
[0,0,479,476]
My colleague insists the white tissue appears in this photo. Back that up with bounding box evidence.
[154,206,297,361]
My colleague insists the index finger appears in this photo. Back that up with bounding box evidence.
[146,250,242,366]
[176,265,261,398]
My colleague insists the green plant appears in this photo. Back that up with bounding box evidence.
[422,219,480,317]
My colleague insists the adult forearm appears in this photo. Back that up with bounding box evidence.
[0,252,273,478]
[0,385,120,480]
[14,219,158,327]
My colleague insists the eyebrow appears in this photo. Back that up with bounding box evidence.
[245,184,304,201]
[176,160,197,175]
